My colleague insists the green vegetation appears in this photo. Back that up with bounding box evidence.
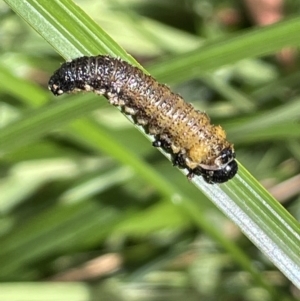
[0,0,299,300]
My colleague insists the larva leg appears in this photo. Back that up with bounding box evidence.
[152,139,162,147]
[152,135,172,153]
[123,105,138,115]
[187,170,196,181]
[173,152,187,168]
[135,111,150,126]
[152,136,171,150]
[105,89,126,106]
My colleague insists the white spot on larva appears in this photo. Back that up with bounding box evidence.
[124,106,137,115]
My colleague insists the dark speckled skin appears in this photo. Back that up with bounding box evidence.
[48,55,237,183]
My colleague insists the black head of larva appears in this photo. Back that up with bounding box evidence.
[190,147,238,184]
[219,147,236,165]
[201,160,238,184]
[191,159,238,184]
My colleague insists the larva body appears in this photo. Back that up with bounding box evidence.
[48,55,237,183]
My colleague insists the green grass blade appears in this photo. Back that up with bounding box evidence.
[3,0,300,290]
[148,17,300,83]
[0,95,101,154]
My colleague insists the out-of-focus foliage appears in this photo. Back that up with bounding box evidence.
[0,0,299,300]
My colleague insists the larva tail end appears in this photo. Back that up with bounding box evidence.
[48,62,76,96]
[48,73,67,96]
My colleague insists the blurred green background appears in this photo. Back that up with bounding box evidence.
[0,0,300,300]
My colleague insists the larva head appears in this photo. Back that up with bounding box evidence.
[201,159,238,184]
[48,62,76,96]
[195,147,238,184]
